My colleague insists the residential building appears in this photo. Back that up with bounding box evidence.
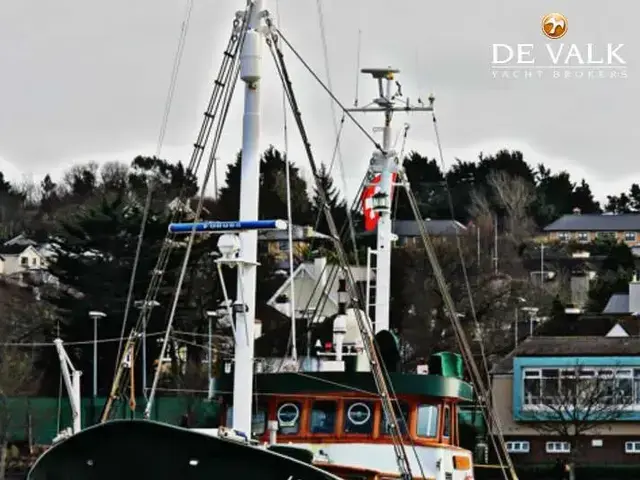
[0,234,58,286]
[266,256,372,321]
[490,336,640,465]
[543,211,640,249]
[602,274,640,315]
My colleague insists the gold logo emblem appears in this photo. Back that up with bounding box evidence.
[542,13,568,39]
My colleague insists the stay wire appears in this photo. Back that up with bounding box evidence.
[267,30,418,480]
[113,0,195,379]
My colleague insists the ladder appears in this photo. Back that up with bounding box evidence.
[365,247,378,324]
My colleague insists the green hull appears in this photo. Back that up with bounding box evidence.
[28,420,343,480]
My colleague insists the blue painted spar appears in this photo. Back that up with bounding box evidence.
[168,219,287,234]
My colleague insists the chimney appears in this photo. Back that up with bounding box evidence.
[337,278,347,315]
[573,207,581,215]
[630,273,640,315]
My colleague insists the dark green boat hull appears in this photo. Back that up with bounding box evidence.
[28,420,342,480]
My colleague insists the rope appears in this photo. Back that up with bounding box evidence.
[114,0,195,380]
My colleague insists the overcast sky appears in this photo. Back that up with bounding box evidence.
[0,0,637,205]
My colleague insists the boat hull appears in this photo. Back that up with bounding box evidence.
[27,420,342,480]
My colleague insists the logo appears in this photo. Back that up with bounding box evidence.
[490,14,627,80]
[542,13,567,39]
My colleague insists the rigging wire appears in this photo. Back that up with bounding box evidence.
[267,29,420,480]
[114,0,195,379]
[144,14,248,418]
[273,27,514,479]
[315,0,359,260]
[354,29,362,107]
[276,0,297,362]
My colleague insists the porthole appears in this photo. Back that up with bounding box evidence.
[277,402,300,427]
[346,402,371,426]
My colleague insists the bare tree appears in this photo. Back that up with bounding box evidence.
[487,171,536,242]
[520,363,628,480]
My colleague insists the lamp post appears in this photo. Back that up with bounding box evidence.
[513,298,526,348]
[522,306,540,336]
[88,310,106,424]
[134,300,160,397]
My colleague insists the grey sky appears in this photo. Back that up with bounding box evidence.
[0,0,637,205]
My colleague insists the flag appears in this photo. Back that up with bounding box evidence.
[362,173,397,231]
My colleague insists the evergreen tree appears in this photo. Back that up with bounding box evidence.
[311,163,348,236]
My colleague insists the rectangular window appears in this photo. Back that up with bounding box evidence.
[309,400,337,434]
[523,369,542,405]
[557,232,570,242]
[416,404,439,438]
[625,441,640,453]
[625,232,637,242]
[577,232,589,242]
[225,405,267,435]
[596,231,615,240]
[442,406,451,438]
[20,257,28,265]
[506,441,530,453]
[546,441,570,453]
[381,401,409,436]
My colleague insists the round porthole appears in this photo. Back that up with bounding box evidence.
[277,402,300,427]
[347,402,371,426]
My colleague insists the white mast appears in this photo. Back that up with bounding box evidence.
[348,68,433,333]
[233,0,265,434]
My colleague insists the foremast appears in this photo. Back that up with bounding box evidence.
[350,69,433,332]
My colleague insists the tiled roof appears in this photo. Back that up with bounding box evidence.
[491,336,640,374]
[544,213,640,232]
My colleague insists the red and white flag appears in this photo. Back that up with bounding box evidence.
[361,173,397,231]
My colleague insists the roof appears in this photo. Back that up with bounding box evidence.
[361,219,467,237]
[0,244,29,255]
[216,371,474,402]
[535,314,640,336]
[544,213,640,232]
[603,293,630,314]
[491,336,640,374]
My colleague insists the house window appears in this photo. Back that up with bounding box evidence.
[309,400,337,434]
[546,441,570,453]
[523,367,637,408]
[577,232,589,242]
[416,404,439,438]
[625,441,640,453]
[276,240,290,252]
[343,401,374,434]
[596,231,615,240]
[32,258,37,266]
[381,401,409,436]
[506,441,530,453]
[625,232,637,242]
[20,257,28,265]
[557,232,570,242]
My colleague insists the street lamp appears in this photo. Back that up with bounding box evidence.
[205,310,219,399]
[371,192,390,214]
[521,307,540,336]
[134,300,160,397]
[88,310,106,423]
[513,298,526,349]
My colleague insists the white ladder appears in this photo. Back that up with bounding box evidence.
[365,247,378,323]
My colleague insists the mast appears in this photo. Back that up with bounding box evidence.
[233,0,265,434]
[348,68,432,333]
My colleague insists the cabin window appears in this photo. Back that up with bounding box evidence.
[225,405,267,435]
[382,401,409,436]
[276,401,302,435]
[310,400,337,434]
[442,406,451,438]
[343,400,374,434]
[416,404,438,438]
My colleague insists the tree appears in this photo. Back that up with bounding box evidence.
[605,183,640,213]
[394,152,446,220]
[520,363,628,480]
[586,241,635,313]
[310,163,348,236]
[218,146,312,223]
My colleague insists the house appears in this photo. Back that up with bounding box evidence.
[266,256,372,320]
[0,234,58,286]
[360,219,467,246]
[543,211,640,249]
[602,274,640,315]
[490,336,640,465]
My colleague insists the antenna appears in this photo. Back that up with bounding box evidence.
[347,67,433,333]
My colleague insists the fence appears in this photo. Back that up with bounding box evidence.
[1,396,220,445]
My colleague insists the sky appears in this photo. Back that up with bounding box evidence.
[0,0,638,206]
